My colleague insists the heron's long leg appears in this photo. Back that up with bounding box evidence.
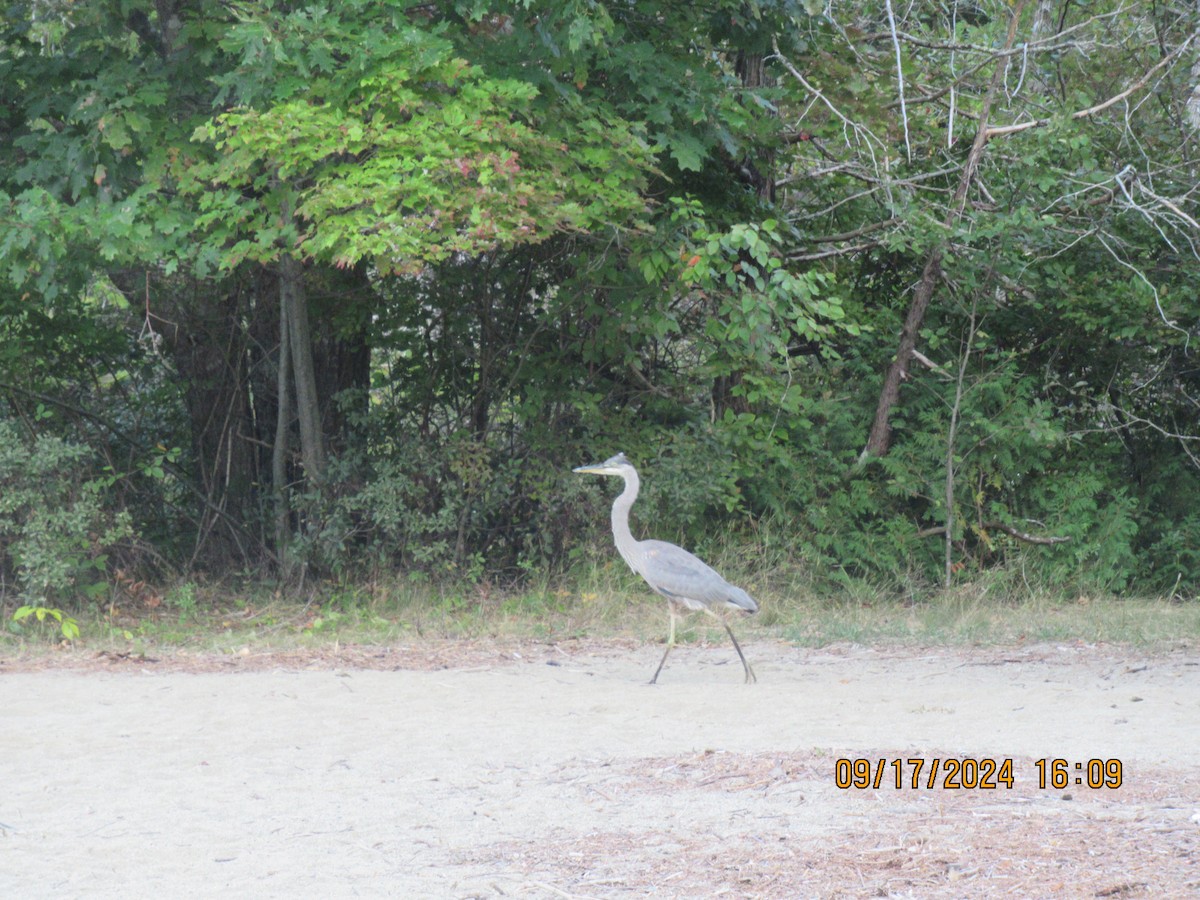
[703,608,757,684]
[724,622,757,684]
[649,607,677,684]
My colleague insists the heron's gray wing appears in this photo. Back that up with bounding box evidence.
[636,540,757,612]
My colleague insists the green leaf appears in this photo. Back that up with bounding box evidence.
[665,132,706,172]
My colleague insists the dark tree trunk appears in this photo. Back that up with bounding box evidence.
[860,250,945,459]
[279,253,326,483]
[735,50,776,202]
[272,283,293,559]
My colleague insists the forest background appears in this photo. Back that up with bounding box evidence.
[2,0,1199,637]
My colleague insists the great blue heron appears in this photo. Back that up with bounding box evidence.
[573,453,757,684]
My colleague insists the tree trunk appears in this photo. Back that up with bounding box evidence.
[279,252,326,483]
[860,1,1026,460]
[272,286,293,558]
[735,49,776,202]
[861,250,944,459]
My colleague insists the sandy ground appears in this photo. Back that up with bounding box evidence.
[2,638,1199,899]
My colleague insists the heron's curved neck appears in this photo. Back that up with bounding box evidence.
[611,468,640,557]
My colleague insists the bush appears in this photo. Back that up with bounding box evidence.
[0,420,132,609]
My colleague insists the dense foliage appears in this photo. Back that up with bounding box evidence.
[1,0,1198,609]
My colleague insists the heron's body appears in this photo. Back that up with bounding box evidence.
[573,453,757,683]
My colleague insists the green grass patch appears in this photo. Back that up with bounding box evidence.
[3,572,1200,658]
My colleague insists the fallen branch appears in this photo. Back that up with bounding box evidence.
[985,522,1072,545]
[917,522,1071,545]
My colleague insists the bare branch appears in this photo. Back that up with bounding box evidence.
[911,348,953,379]
[859,7,1126,56]
[806,218,901,244]
[772,36,890,175]
[916,522,1071,544]
[984,522,1072,545]
[787,241,882,262]
[1096,402,1200,442]
[984,34,1197,139]
[884,0,912,162]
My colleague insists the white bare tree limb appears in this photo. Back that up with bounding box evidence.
[772,36,890,173]
[947,0,958,148]
[984,33,1196,139]
[884,0,912,162]
[861,6,1127,55]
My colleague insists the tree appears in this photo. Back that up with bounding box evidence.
[4,0,1196,596]
[0,0,656,574]
[772,0,1200,586]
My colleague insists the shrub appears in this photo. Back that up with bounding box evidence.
[0,420,132,610]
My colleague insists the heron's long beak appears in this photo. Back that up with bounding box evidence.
[573,462,607,474]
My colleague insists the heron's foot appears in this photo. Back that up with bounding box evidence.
[744,666,757,684]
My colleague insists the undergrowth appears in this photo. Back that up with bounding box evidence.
[3,563,1199,658]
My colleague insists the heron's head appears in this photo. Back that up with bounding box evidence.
[572,453,633,477]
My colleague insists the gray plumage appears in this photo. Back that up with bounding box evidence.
[573,453,757,683]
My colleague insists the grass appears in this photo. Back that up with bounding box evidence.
[773,591,1200,647]
[4,570,1200,659]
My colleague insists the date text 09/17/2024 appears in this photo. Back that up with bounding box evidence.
[834,757,1124,791]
